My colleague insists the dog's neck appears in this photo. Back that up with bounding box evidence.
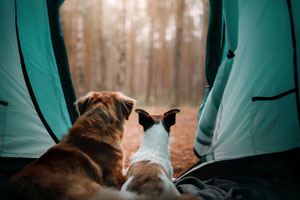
[75,104,124,137]
[130,121,173,179]
[62,105,125,166]
[88,104,124,132]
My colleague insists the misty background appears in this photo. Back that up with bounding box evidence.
[60,0,209,106]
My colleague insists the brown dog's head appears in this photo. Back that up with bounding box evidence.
[74,91,135,133]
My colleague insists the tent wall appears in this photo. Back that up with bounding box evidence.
[0,0,76,158]
[288,0,300,123]
[194,0,300,163]
[204,0,225,88]
[46,0,78,125]
[197,0,226,123]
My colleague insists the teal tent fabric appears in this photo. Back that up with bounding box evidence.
[46,0,78,124]
[288,0,300,122]
[0,0,76,158]
[17,0,72,141]
[194,0,300,163]
[204,0,226,88]
[198,0,227,125]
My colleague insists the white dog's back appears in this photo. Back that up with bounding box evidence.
[121,109,180,198]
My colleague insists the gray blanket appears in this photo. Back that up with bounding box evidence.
[175,148,300,200]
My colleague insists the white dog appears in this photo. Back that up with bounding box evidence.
[121,109,181,199]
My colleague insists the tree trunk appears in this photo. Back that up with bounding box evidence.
[74,0,85,97]
[196,0,209,101]
[84,2,92,92]
[173,0,185,106]
[129,13,135,96]
[146,0,156,103]
[116,0,127,91]
[92,0,107,92]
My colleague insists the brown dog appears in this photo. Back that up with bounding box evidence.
[0,91,135,200]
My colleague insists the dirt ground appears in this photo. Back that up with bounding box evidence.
[122,105,200,178]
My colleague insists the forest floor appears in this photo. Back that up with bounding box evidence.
[122,105,200,178]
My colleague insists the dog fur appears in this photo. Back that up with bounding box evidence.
[0,91,135,200]
[121,109,181,199]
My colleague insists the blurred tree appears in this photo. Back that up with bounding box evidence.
[146,0,155,103]
[173,0,185,106]
[128,1,137,96]
[157,0,171,100]
[74,0,85,97]
[60,0,209,105]
[116,0,127,91]
[93,0,107,92]
[197,0,209,101]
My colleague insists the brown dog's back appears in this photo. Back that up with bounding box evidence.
[0,92,135,200]
[1,143,105,200]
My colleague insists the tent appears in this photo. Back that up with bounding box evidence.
[1,0,300,198]
[193,0,300,164]
[175,0,300,199]
[0,0,77,160]
[2,0,298,163]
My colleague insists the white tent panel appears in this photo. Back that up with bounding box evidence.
[195,0,300,163]
[0,0,55,158]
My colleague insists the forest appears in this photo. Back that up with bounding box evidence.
[60,0,209,106]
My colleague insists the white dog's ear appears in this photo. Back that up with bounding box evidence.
[163,109,180,132]
[135,109,154,131]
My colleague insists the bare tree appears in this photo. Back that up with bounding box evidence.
[173,0,185,106]
[194,0,209,101]
[157,1,170,101]
[128,1,137,96]
[91,0,107,92]
[146,0,156,103]
[83,1,93,92]
[116,0,127,91]
[61,1,76,89]
[74,0,85,97]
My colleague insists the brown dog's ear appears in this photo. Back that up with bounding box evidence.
[74,94,92,115]
[135,109,154,131]
[115,92,135,120]
[121,99,135,120]
[163,109,180,132]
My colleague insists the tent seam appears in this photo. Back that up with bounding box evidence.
[0,101,8,106]
[252,88,295,101]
